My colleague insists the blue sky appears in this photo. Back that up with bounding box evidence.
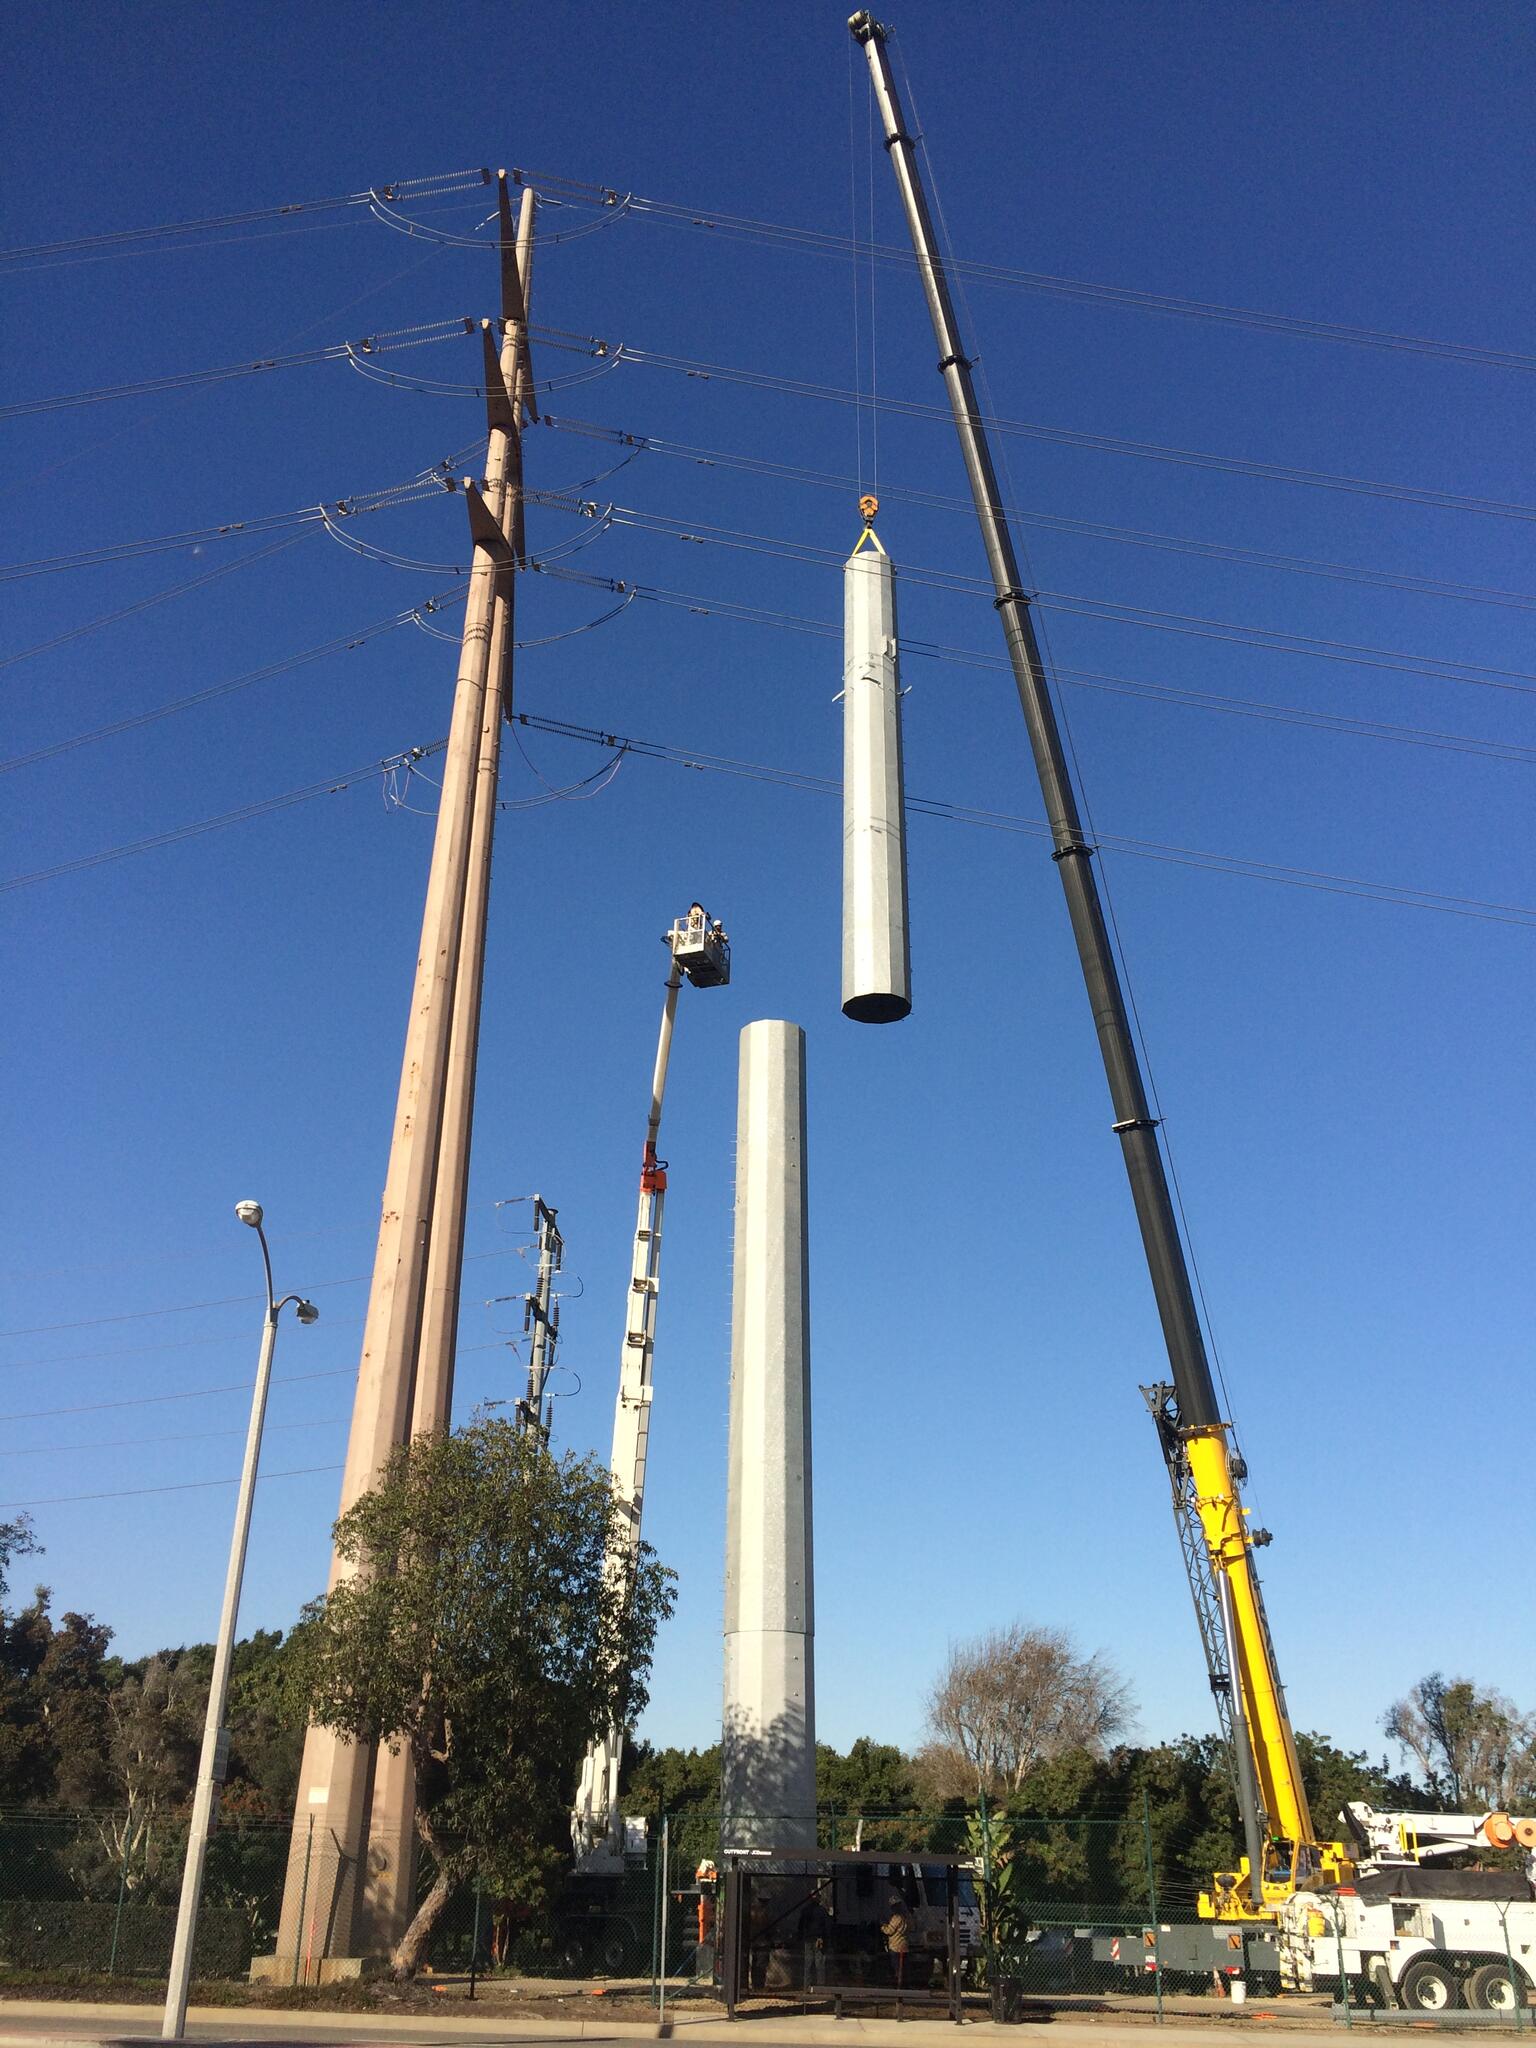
[4,0,1533,1779]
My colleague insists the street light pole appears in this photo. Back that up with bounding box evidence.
[162,1202,317,2041]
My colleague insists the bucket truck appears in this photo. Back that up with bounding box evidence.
[571,905,730,1878]
[1277,1805,1536,2010]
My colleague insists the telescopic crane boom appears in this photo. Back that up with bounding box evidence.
[850,12,1330,1916]
[571,905,730,1871]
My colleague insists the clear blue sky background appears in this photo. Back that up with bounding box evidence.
[4,2,1532,1779]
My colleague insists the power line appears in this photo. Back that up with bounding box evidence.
[531,494,1536,696]
[0,168,489,269]
[0,740,447,896]
[0,535,309,674]
[519,168,1536,375]
[529,328,1536,524]
[0,1369,353,1425]
[0,1466,344,1511]
[510,711,1536,930]
[542,415,1536,614]
[1,585,466,777]
[0,317,475,424]
[0,1416,348,1458]
[0,453,474,582]
[0,1247,520,1343]
[529,560,1536,765]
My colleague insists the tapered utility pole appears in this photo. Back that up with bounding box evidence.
[850,14,1293,1895]
[271,176,538,1973]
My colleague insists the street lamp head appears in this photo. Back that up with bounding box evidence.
[235,1201,264,1229]
[295,1300,319,1326]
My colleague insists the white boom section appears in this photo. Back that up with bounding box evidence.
[1345,1801,1536,1882]
[572,910,729,1870]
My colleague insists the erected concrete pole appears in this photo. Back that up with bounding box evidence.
[271,179,534,1973]
[357,185,538,1956]
[722,1021,816,1851]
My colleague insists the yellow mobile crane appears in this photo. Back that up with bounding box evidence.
[849,12,1345,1925]
[1142,1382,1350,1918]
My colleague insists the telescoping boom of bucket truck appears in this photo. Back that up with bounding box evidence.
[849,9,1344,1925]
[571,905,731,1873]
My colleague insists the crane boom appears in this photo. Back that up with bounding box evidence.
[572,906,730,1871]
[850,11,1324,1914]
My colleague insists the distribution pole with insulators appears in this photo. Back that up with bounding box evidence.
[521,1195,563,1434]
[722,1019,816,1851]
[271,174,538,1971]
[842,493,911,1022]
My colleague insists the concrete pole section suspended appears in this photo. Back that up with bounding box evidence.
[842,532,911,1023]
[722,1021,816,1851]
[268,178,537,1973]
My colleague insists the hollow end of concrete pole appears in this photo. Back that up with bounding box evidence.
[842,990,912,1024]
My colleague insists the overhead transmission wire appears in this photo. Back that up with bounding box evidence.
[0,167,491,270]
[0,739,447,895]
[539,416,1536,614]
[524,532,1536,771]
[0,1416,348,1459]
[525,327,1536,524]
[0,453,474,582]
[896,38,1238,1429]
[507,708,1536,930]
[1,584,467,776]
[526,490,1536,696]
[515,167,1536,376]
[0,315,478,423]
[0,1245,524,1362]
[0,1466,344,1511]
[0,534,309,673]
[0,1369,352,1425]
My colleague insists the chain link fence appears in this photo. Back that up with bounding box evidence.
[1,1804,1529,2029]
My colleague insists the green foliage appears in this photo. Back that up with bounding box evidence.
[288,1413,675,1972]
[818,1736,921,1818]
[0,1896,249,1977]
[1386,1673,1536,1811]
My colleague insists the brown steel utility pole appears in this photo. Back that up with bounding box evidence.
[270,178,538,1975]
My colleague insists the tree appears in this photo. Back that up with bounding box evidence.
[920,1623,1133,1802]
[288,1414,675,1978]
[1385,1674,1536,1811]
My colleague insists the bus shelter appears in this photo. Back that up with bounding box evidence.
[720,1848,965,2021]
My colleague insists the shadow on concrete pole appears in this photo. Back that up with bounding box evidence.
[162,1203,317,2041]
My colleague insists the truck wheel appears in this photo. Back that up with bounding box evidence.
[1467,1962,1528,2012]
[1399,1959,1461,2012]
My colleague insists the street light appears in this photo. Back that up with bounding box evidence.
[162,1204,317,2041]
